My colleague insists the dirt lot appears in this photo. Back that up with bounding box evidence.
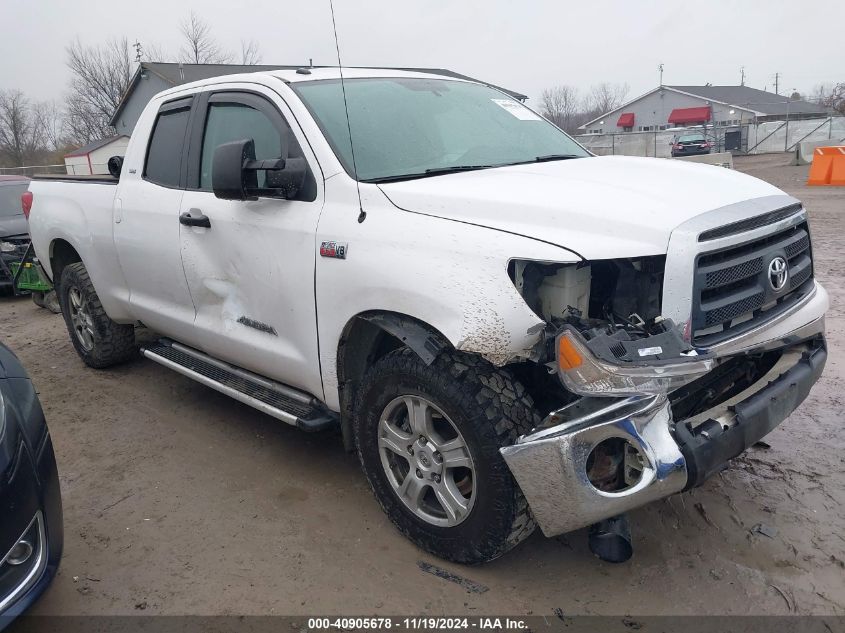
[1,153,843,617]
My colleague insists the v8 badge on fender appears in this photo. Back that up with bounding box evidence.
[320,241,348,259]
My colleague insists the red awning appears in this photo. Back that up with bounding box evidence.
[668,106,711,124]
[616,112,635,127]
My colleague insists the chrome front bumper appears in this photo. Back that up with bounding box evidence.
[502,281,828,537]
[501,396,686,536]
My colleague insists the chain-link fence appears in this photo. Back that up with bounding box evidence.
[0,163,116,177]
[574,116,845,158]
[0,164,68,177]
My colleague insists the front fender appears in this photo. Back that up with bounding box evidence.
[316,182,579,410]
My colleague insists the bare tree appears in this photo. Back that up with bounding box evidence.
[34,101,68,152]
[539,81,631,133]
[811,82,845,115]
[539,86,581,132]
[585,82,630,115]
[240,39,263,65]
[179,11,232,64]
[65,38,133,143]
[0,90,45,167]
[140,41,171,63]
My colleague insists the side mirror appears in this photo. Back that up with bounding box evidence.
[107,155,123,178]
[212,139,256,201]
[265,157,307,199]
[212,139,306,201]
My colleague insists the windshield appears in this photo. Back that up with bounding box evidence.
[293,78,589,182]
[0,184,27,217]
[678,134,705,143]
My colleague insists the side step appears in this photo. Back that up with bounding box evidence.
[140,339,337,432]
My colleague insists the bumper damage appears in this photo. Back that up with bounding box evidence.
[502,284,828,538]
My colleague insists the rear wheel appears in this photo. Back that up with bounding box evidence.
[354,348,539,564]
[59,262,135,368]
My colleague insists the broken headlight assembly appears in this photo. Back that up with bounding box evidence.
[510,256,716,396]
[555,325,714,396]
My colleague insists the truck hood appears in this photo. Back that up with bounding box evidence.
[0,214,28,240]
[378,156,785,259]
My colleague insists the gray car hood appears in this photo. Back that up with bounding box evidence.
[0,214,28,240]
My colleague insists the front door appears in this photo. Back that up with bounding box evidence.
[177,86,325,400]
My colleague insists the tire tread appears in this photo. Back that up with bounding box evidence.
[59,262,135,368]
[354,347,540,563]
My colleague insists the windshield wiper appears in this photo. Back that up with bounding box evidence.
[500,154,583,167]
[533,154,582,162]
[425,165,493,174]
[364,164,494,184]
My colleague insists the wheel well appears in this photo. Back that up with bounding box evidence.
[50,239,82,289]
[336,312,451,450]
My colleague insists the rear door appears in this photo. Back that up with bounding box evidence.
[177,85,325,399]
[113,96,199,342]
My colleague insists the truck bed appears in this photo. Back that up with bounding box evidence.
[31,174,117,185]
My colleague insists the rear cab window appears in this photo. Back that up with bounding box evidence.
[144,97,193,188]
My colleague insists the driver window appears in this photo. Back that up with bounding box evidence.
[200,102,282,189]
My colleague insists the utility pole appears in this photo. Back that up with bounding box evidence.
[133,40,143,63]
[740,66,746,86]
[773,72,780,95]
[658,63,664,87]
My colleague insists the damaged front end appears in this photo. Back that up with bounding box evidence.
[504,256,827,537]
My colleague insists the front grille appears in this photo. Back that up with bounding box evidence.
[697,204,803,241]
[691,221,814,345]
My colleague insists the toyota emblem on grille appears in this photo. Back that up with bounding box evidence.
[768,256,789,291]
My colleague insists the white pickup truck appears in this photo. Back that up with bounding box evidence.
[26,68,828,563]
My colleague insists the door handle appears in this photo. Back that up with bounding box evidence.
[179,210,211,228]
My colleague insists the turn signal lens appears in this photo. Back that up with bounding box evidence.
[558,336,583,370]
[555,328,714,397]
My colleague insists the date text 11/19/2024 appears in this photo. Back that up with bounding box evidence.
[307,617,528,630]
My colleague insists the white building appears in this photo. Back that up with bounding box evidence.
[64,136,130,175]
[579,85,828,135]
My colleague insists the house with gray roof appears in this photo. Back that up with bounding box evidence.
[110,62,528,134]
[578,85,829,135]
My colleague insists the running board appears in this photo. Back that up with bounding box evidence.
[140,339,337,432]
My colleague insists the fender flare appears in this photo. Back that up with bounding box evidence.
[357,312,449,365]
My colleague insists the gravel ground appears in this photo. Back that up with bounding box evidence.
[1,153,843,617]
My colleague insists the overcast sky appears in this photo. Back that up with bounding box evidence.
[2,0,843,105]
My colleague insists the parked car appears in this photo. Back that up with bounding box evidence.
[0,343,63,629]
[671,133,712,157]
[26,69,827,564]
[0,177,31,296]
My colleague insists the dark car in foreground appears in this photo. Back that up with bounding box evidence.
[671,133,712,157]
[0,177,31,296]
[0,343,62,630]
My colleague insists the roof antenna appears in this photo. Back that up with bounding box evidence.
[329,0,366,223]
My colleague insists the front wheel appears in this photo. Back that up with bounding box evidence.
[354,348,539,564]
[59,262,135,368]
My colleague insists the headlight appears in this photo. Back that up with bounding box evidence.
[555,328,714,397]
